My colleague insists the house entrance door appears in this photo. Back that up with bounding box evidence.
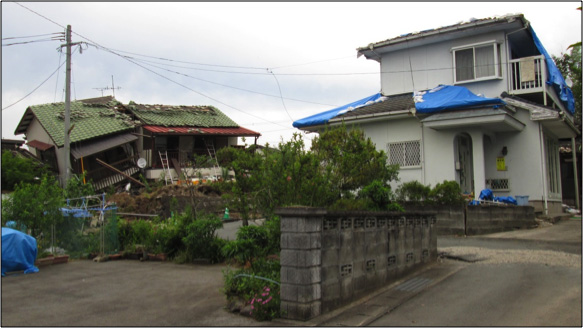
[455,134,474,195]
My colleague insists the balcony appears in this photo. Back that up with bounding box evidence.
[508,55,547,96]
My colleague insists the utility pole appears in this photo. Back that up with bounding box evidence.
[61,25,82,189]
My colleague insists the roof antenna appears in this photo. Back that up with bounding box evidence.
[92,75,121,97]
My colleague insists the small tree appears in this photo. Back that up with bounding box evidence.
[311,125,399,201]
[2,174,64,248]
[1,150,50,191]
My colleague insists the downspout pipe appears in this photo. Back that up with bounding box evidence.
[539,123,548,216]
[572,138,580,210]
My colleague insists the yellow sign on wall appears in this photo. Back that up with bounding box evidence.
[496,157,506,171]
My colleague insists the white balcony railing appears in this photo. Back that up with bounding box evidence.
[508,55,547,95]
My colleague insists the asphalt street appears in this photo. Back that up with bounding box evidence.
[368,218,582,326]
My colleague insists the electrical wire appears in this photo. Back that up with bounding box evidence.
[13,2,66,29]
[2,32,63,40]
[10,3,295,129]
[92,44,292,129]
[129,56,339,107]
[269,69,294,122]
[2,60,67,111]
[54,50,64,102]
[2,38,62,47]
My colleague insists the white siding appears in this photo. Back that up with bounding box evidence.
[380,31,508,98]
[353,118,424,188]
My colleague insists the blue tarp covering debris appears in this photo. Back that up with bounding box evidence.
[293,93,383,128]
[414,85,505,113]
[529,27,575,115]
[2,227,39,276]
[470,189,517,205]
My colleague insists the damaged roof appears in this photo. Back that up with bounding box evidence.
[127,102,239,127]
[357,13,527,56]
[334,93,415,120]
[14,97,138,147]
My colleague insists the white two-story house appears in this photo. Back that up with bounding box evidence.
[294,14,579,216]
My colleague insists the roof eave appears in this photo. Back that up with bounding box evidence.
[357,14,527,58]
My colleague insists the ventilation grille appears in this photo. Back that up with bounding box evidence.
[388,141,421,167]
[486,178,509,191]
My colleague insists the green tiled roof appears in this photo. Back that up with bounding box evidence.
[29,99,138,147]
[127,103,239,127]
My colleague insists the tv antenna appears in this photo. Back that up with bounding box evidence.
[94,75,121,97]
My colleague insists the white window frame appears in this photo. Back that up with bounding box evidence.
[387,140,422,168]
[452,40,501,84]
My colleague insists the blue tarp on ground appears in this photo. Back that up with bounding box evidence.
[529,26,575,115]
[414,85,505,113]
[293,93,383,128]
[1,227,39,276]
[470,188,517,205]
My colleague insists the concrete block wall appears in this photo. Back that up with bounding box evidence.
[402,203,537,236]
[402,203,465,235]
[277,207,437,321]
[466,204,536,235]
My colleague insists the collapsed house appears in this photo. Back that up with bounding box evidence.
[14,96,260,190]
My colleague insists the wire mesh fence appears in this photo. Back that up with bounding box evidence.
[38,208,120,259]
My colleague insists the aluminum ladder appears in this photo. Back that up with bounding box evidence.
[204,139,220,179]
[158,151,173,185]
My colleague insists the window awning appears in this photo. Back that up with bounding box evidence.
[26,139,54,151]
[421,108,525,132]
[70,133,137,159]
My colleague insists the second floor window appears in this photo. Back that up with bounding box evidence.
[453,42,501,83]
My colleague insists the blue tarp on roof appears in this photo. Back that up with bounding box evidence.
[2,227,39,276]
[293,93,382,128]
[529,26,575,115]
[414,85,505,113]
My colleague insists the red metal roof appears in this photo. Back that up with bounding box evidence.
[26,139,54,151]
[143,125,260,136]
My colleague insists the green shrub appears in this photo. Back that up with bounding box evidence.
[222,222,281,264]
[223,258,281,321]
[358,180,391,210]
[328,198,369,211]
[429,180,465,205]
[182,215,224,263]
[396,181,431,202]
[263,216,281,255]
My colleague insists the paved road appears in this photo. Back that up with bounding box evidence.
[366,218,582,326]
[1,260,268,327]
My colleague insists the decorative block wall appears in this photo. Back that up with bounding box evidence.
[277,207,437,321]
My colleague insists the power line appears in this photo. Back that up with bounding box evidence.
[2,32,64,40]
[2,38,63,47]
[103,47,268,70]
[2,60,67,111]
[269,69,294,122]
[9,3,293,129]
[13,2,66,29]
[92,44,292,129]
[128,56,339,107]
[270,55,355,69]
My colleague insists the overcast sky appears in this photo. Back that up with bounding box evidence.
[2,2,581,148]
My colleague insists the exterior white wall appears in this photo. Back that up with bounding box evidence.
[482,109,545,201]
[421,126,458,187]
[380,31,508,99]
[350,118,424,189]
[25,118,66,180]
